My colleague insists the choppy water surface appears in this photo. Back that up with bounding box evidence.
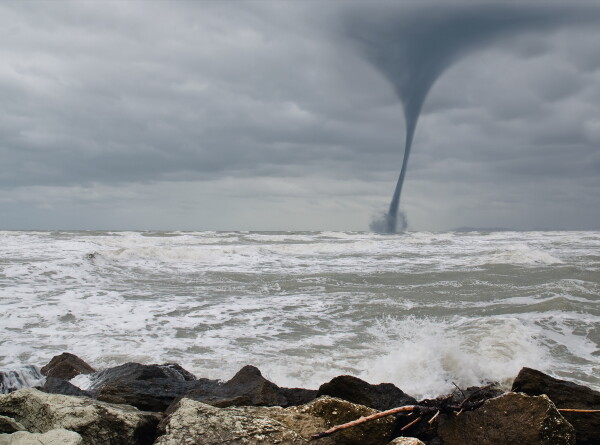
[1,230,598,398]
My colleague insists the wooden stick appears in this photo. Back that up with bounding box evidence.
[309,404,599,441]
[428,410,441,424]
[310,405,423,440]
[400,415,422,431]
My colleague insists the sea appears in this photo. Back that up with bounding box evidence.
[1,230,598,399]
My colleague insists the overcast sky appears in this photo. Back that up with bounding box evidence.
[1,1,599,231]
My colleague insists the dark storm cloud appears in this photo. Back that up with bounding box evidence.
[0,0,599,230]
[343,2,600,232]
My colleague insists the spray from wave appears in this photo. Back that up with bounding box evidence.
[344,3,598,233]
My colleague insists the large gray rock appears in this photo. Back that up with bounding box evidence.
[437,392,576,445]
[512,367,600,445]
[291,396,396,445]
[154,398,311,445]
[317,375,417,411]
[0,388,160,445]
[0,428,83,445]
[155,396,396,445]
[41,353,95,380]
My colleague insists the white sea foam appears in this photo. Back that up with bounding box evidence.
[0,366,45,394]
[0,230,598,398]
[355,316,549,398]
[486,244,563,265]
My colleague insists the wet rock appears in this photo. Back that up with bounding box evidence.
[281,386,320,406]
[0,428,83,445]
[512,367,600,445]
[98,378,218,412]
[317,375,417,411]
[0,367,45,394]
[184,365,316,408]
[40,353,95,380]
[0,388,161,445]
[387,438,426,445]
[97,364,315,412]
[88,361,202,411]
[154,398,311,445]
[41,377,91,397]
[89,362,196,393]
[0,415,25,433]
[437,392,575,445]
[198,364,288,407]
[410,383,504,441]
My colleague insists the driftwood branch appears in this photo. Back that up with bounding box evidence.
[400,415,422,431]
[310,399,599,440]
[310,405,436,440]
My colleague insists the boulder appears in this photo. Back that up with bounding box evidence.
[0,428,83,445]
[292,396,396,445]
[40,353,95,380]
[154,398,312,445]
[87,362,204,411]
[387,438,426,445]
[184,365,316,408]
[97,364,316,411]
[98,378,217,412]
[0,415,25,433]
[155,395,395,445]
[88,362,196,393]
[437,392,575,445]
[512,367,600,445]
[410,384,504,441]
[0,388,161,445]
[41,377,91,398]
[317,375,417,411]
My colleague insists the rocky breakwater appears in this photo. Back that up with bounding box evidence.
[0,352,598,445]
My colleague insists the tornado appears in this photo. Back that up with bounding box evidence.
[343,3,597,233]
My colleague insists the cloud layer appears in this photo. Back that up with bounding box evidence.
[1,1,599,230]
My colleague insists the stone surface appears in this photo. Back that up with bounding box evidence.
[90,361,202,411]
[98,378,216,412]
[0,415,25,433]
[97,364,315,411]
[40,353,95,380]
[387,438,426,445]
[411,383,504,442]
[41,377,91,397]
[89,362,196,393]
[292,396,396,445]
[0,428,83,445]
[317,375,417,411]
[437,392,576,445]
[156,395,395,445]
[184,365,316,408]
[0,388,160,445]
[154,398,311,445]
[512,367,600,445]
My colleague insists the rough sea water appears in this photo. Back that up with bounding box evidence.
[1,230,598,399]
